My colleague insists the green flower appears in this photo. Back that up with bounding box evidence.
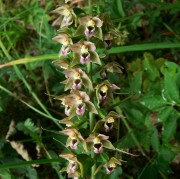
[95,80,120,107]
[52,33,72,56]
[75,16,103,40]
[70,41,101,66]
[53,4,77,27]
[57,91,97,116]
[103,157,122,174]
[61,68,93,91]
[93,111,124,132]
[86,134,115,154]
[60,153,80,178]
[60,128,84,150]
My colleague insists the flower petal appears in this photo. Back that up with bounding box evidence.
[102,140,115,150]
[85,101,98,114]
[89,51,101,65]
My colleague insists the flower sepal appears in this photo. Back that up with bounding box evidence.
[86,134,115,154]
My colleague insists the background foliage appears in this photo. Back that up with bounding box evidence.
[0,0,179,178]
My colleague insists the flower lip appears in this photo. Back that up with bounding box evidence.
[101,85,108,93]
[72,79,82,90]
[107,117,114,123]
[80,53,90,64]
[76,96,83,104]
[74,79,81,84]
[87,20,95,26]
[74,72,80,79]
[63,9,71,16]
[85,27,95,37]
[93,137,101,144]
[69,132,76,139]
[81,45,88,54]
[93,142,103,154]
[68,161,77,173]
[76,103,85,115]
[69,139,78,150]
[105,122,113,128]
[94,143,102,149]
[65,106,71,116]
[61,38,68,45]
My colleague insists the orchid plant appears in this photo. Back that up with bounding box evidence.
[52,0,129,178]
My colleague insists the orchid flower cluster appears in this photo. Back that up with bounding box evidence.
[52,1,125,178]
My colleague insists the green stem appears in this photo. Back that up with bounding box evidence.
[88,1,95,177]
[0,84,63,129]
[0,40,51,116]
[88,0,93,15]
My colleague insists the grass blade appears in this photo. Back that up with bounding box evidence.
[0,43,180,68]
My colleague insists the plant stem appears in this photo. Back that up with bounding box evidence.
[0,40,62,128]
[87,0,95,170]
[88,0,93,15]
[0,84,63,129]
[88,65,96,179]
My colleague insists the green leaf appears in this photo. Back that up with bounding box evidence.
[155,147,176,174]
[143,52,160,81]
[136,127,154,150]
[113,0,125,17]
[0,158,65,170]
[158,106,174,122]
[162,114,178,143]
[0,169,11,179]
[107,42,180,54]
[140,95,167,110]
[77,154,94,177]
[138,163,160,179]
[96,153,109,163]
[161,62,180,104]
[26,166,38,179]
[151,127,160,152]
[16,118,40,141]
[124,107,144,128]
[116,131,136,149]
[130,71,142,95]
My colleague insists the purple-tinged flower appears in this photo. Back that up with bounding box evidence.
[86,134,115,154]
[52,5,77,27]
[56,91,97,116]
[95,80,120,107]
[104,33,113,49]
[59,153,81,178]
[103,157,122,175]
[105,62,123,74]
[98,85,108,102]
[60,128,84,150]
[70,41,101,66]
[59,117,74,127]
[53,58,71,70]
[52,33,73,57]
[104,112,124,132]
[62,68,93,91]
[75,16,103,40]
[92,111,124,132]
